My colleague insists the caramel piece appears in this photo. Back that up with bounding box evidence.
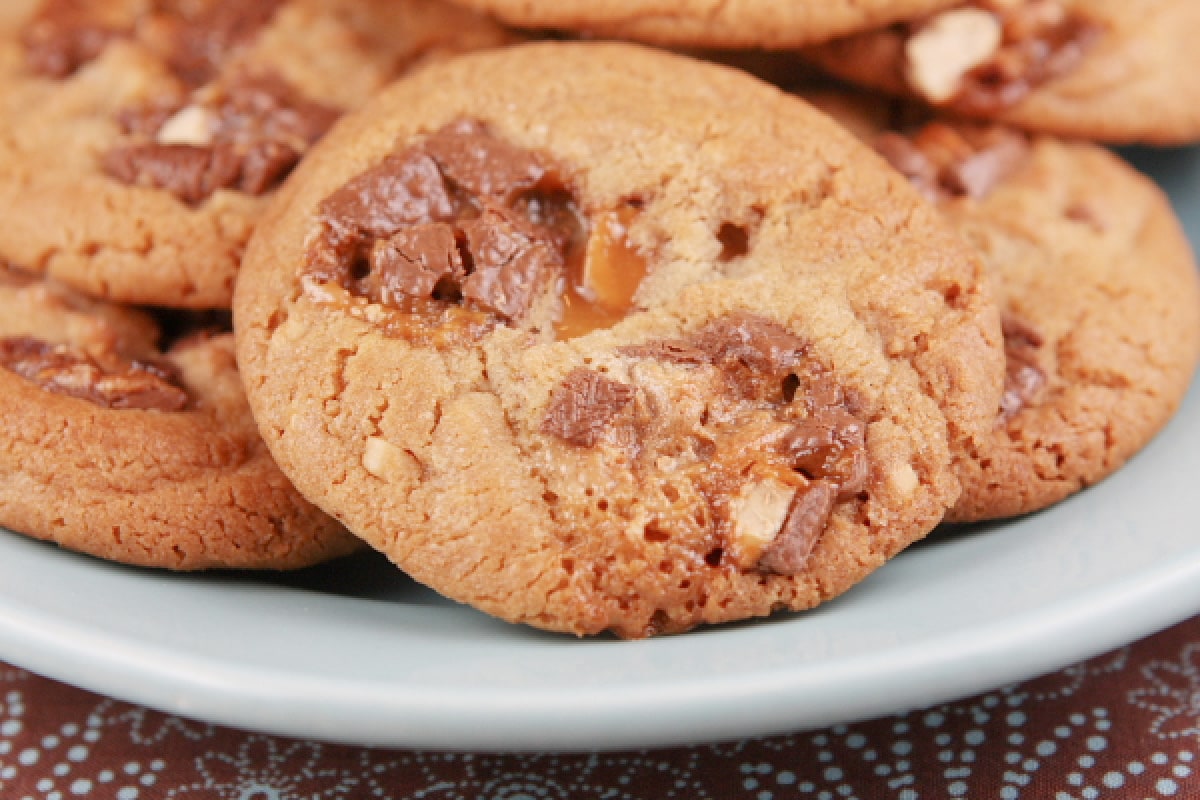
[0,336,188,411]
[557,207,649,340]
[541,368,636,447]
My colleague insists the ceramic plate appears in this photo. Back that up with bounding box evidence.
[0,146,1197,753]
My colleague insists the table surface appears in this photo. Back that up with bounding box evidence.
[2,615,1199,798]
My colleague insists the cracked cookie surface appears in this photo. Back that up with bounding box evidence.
[441,0,958,49]
[0,0,509,309]
[808,91,1200,520]
[234,42,1005,637]
[805,0,1200,145]
[0,263,361,569]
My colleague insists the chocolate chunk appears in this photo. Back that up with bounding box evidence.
[214,74,340,150]
[306,118,578,334]
[103,142,242,206]
[319,151,457,245]
[782,409,868,493]
[757,481,837,575]
[460,205,562,320]
[366,224,464,305]
[942,130,1029,199]
[1001,361,1047,421]
[108,74,339,204]
[238,139,302,196]
[874,132,940,201]
[22,0,122,78]
[422,118,550,201]
[541,369,636,447]
[695,314,808,375]
[876,124,1029,202]
[619,340,711,365]
[155,0,287,87]
[999,314,1047,419]
[954,3,1101,114]
[0,336,189,412]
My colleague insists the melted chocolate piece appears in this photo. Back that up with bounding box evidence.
[154,0,287,87]
[105,75,339,205]
[422,118,552,201]
[22,0,120,78]
[103,142,242,206]
[460,205,565,319]
[306,119,579,326]
[758,481,837,575]
[540,369,636,447]
[1000,314,1047,420]
[617,313,871,574]
[955,3,1101,115]
[875,122,1030,202]
[0,336,189,411]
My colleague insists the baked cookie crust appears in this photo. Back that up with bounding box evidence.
[235,43,1005,636]
[0,265,361,569]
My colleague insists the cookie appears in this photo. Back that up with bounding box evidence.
[807,90,1200,520]
[440,0,958,49]
[805,1,1200,145]
[0,263,361,570]
[0,0,509,309]
[234,42,1005,637]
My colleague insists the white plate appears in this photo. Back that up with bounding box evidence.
[0,146,1198,753]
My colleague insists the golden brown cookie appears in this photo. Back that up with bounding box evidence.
[805,0,1200,145]
[807,90,1200,520]
[441,0,959,49]
[0,263,361,569]
[235,43,1006,637]
[0,0,509,309]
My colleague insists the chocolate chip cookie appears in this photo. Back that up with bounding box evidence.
[236,43,1006,636]
[808,91,1200,520]
[0,262,361,569]
[805,1,1200,145]
[441,0,958,49]
[0,0,509,309]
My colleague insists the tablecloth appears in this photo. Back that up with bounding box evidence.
[3,615,1199,799]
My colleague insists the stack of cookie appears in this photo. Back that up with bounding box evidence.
[1,1,1197,638]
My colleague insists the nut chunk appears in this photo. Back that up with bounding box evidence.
[541,368,635,447]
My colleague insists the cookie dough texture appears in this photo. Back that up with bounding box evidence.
[0,268,361,569]
[0,0,509,309]
[806,0,1200,145]
[947,141,1200,519]
[443,0,958,49]
[235,43,1004,637]
[808,92,1200,520]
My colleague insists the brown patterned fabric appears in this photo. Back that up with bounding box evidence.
[3,617,1200,798]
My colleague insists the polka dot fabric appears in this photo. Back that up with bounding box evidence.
[4,617,1200,798]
